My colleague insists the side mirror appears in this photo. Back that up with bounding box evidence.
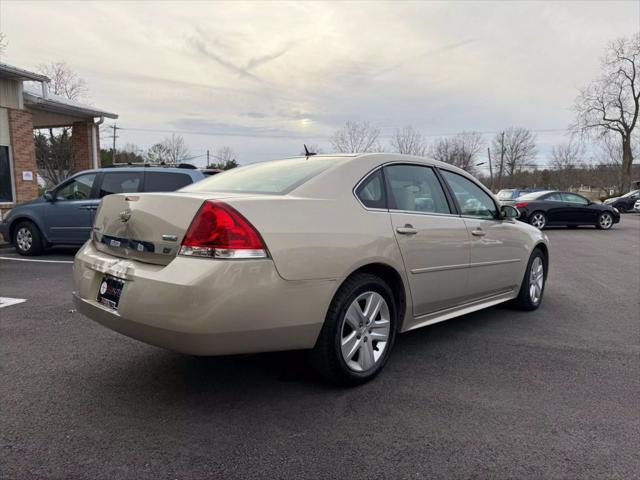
[501,205,519,219]
[43,190,55,202]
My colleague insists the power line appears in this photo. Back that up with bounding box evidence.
[115,125,570,140]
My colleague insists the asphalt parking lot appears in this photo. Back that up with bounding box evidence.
[1,216,639,479]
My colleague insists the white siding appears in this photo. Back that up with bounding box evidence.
[0,108,10,146]
[0,79,23,110]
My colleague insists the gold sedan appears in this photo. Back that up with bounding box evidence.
[73,154,549,385]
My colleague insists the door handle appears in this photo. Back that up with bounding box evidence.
[471,229,486,237]
[396,224,418,235]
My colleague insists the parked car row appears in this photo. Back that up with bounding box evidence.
[501,190,621,230]
[0,167,208,255]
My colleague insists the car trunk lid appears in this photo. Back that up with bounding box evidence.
[93,192,249,265]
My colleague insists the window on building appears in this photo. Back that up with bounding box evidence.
[0,146,12,202]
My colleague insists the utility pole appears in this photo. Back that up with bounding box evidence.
[498,131,505,190]
[487,147,494,191]
[206,149,210,167]
[110,124,120,165]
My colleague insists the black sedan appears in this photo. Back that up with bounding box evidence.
[503,190,620,230]
[603,189,640,212]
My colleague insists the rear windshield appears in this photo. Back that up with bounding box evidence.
[496,189,516,200]
[181,157,339,194]
[517,191,552,201]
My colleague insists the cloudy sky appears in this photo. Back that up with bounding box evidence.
[1,1,639,168]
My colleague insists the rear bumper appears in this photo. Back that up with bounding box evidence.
[73,241,335,355]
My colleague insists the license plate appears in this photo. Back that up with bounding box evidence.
[97,275,124,311]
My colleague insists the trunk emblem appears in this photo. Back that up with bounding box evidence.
[162,234,178,242]
[119,208,132,222]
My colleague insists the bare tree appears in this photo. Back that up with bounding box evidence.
[491,127,537,180]
[573,33,640,192]
[37,61,88,101]
[33,62,89,182]
[430,131,484,173]
[390,126,428,156]
[207,146,239,170]
[330,121,381,153]
[549,141,585,190]
[551,141,585,170]
[161,134,190,165]
[591,132,639,191]
[34,130,75,187]
[145,143,171,165]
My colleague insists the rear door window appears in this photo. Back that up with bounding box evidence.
[385,164,450,214]
[144,172,193,192]
[99,172,143,197]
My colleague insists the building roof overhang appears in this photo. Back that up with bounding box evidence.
[0,62,50,82]
[24,89,118,121]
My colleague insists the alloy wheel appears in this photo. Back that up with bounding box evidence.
[340,291,391,372]
[599,213,613,229]
[529,256,544,304]
[531,213,546,229]
[16,227,33,252]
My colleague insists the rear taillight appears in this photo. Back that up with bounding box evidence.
[179,201,267,259]
[515,202,529,209]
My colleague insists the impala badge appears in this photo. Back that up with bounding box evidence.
[119,208,132,222]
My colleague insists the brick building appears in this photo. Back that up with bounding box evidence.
[0,62,117,217]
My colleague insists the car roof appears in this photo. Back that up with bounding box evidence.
[72,167,203,175]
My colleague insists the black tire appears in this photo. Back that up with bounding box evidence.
[309,273,398,386]
[510,248,547,311]
[12,221,44,256]
[529,211,547,230]
[596,211,614,230]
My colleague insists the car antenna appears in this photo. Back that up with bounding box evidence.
[304,144,317,158]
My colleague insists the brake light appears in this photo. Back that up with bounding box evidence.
[179,201,267,259]
[515,202,529,209]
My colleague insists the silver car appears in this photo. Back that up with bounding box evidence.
[73,154,549,385]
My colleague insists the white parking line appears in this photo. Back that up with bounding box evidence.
[0,297,27,308]
[0,256,73,264]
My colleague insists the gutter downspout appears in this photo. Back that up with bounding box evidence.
[92,116,105,168]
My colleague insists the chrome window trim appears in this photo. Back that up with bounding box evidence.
[352,160,503,221]
[387,208,461,219]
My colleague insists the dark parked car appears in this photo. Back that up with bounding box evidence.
[603,189,640,212]
[504,190,620,230]
[0,167,206,256]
